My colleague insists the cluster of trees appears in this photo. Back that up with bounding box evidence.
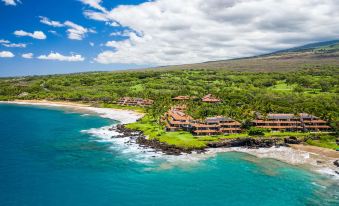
[0,66,338,132]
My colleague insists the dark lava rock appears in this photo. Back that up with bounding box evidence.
[136,136,205,155]
[284,136,301,144]
[114,124,139,137]
[208,138,283,149]
[334,160,339,167]
[208,141,230,148]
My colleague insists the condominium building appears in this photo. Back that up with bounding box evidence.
[252,113,331,132]
[117,97,153,107]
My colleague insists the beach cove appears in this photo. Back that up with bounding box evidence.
[2,100,339,176]
[0,101,338,205]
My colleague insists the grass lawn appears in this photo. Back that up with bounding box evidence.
[126,117,206,149]
[269,81,296,91]
[264,132,312,137]
[306,135,338,150]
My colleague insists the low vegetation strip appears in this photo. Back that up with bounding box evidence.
[126,116,337,150]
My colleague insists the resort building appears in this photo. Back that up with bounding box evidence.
[172,96,190,101]
[117,97,153,107]
[164,106,193,132]
[299,113,332,132]
[202,94,221,103]
[252,113,331,132]
[191,116,242,136]
[164,107,242,135]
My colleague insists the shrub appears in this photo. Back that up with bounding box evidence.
[247,127,268,136]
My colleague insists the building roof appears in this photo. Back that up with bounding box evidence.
[220,128,242,131]
[206,116,234,123]
[220,122,242,126]
[202,94,221,103]
[257,126,303,129]
[255,113,324,122]
[266,114,298,120]
[168,109,192,121]
[299,113,318,119]
[252,120,301,124]
[172,96,190,100]
[118,97,153,106]
[191,123,219,128]
[168,120,191,125]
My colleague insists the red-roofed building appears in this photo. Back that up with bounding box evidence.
[117,97,153,107]
[252,113,331,132]
[202,94,221,103]
[172,96,190,101]
[164,106,193,132]
[192,116,241,135]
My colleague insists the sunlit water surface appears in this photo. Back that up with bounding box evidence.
[0,104,338,206]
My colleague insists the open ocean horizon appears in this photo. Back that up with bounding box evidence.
[0,103,338,206]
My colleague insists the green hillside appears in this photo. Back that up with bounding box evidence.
[152,41,339,72]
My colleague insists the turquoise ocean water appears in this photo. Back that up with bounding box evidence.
[0,104,338,206]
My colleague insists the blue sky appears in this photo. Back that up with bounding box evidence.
[0,0,338,77]
[0,0,148,76]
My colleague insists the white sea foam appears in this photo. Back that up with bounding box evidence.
[84,107,143,124]
[203,147,339,179]
[82,124,214,165]
[82,125,165,164]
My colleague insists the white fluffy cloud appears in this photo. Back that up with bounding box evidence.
[82,0,339,65]
[0,39,10,43]
[80,0,106,12]
[64,21,96,40]
[0,39,26,48]
[39,16,64,27]
[0,51,15,58]
[2,0,21,6]
[38,17,95,40]
[37,52,85,62]
[2,43,26,48]
[14,30,47,40]
[22,53,33,59]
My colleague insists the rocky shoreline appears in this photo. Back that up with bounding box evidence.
[114,124,205,155]
[113,124,339,170]
[113,124,308,154]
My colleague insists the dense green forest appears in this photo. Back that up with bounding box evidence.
[0,66,338,132]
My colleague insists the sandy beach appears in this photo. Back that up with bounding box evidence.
[221,146,338,178]
[289,144,339,159]
[0,100,144,124]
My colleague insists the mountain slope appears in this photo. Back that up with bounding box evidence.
[274,40,339,53]
[154,40,339,72]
